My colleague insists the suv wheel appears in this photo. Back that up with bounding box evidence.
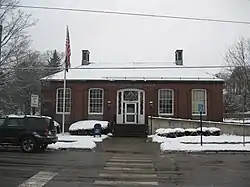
[21,137,37,153]
[39,144,48,150]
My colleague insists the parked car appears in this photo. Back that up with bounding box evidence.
[0,115,58,153]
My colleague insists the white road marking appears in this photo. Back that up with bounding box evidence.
[99,173,157,178]
[103,167,154,171]
[112,156,151,160]
[94,180,158,185]
[109,159,152,163]
[18,171,57,187]
[106,162,153,167]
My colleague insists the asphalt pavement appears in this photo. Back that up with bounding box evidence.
[0,138,250,187]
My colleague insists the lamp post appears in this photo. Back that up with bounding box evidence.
[149,101,153,135]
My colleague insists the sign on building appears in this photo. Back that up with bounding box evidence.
[31,94,39,108]
[198,103,204,113]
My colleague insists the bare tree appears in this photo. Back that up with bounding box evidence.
[0,0,36,114]
[224,37,250,112]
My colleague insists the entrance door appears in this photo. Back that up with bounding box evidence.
[125,103,137,124]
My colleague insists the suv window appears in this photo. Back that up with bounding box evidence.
[26,117,49,130]
[7,118,24,127]
[0,119,4,126]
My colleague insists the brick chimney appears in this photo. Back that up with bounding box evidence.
[175,49,183,65]
[82,50,90,65]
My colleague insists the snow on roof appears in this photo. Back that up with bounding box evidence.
[43,62,223,82]
[8,115,52,119]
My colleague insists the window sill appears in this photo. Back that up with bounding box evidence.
[56,112,71,115]
[158,114,174,116]
[88,113,104,115]
[192,114,207,116]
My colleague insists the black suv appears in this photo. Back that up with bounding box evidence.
[0,115,58,153]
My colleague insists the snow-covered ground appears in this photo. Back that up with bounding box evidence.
[151,134,250,152]
[48,133,108,150]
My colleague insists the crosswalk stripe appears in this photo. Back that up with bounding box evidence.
[94,180,158,185]
[18,171,57,187]
[99,173,157,178]
[112,156,151,160]
[104,167,154,171]
[106,162,153,167]
[109,159,152,163]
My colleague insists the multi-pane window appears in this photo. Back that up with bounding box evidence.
[56,88,71,114]
[88,88,104,114]
[192,89,207,115]
[158,89,174,115]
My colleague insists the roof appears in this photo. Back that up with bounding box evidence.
[43,62,223,82]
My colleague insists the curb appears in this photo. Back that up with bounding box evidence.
[47,147,94,152]
[161,150,250,154]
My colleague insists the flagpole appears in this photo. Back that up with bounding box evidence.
[62,25,70,134]
[62,66,66,133]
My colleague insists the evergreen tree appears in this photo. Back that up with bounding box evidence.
[47,50,63,76]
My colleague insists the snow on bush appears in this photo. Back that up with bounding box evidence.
[185,128,197,132]
[184,128,198,136]
[174,128,185,137]
[208,127,220,136]
[156,128,177,138]
[208,127,220,132]
[155,127,221,138]
[196,127,210,132]
[174,128,185,133]
[155,128,166,134]
[69,120,109,131]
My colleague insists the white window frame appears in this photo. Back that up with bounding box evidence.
[56,88,71,114]
[191,89,207,116]
[88,88,104,115]
[158,89,174,116]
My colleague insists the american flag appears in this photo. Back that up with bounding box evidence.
[65,26,71,72]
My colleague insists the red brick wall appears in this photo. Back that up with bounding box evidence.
[41,80,224,130]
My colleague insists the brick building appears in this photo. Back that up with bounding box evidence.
[41,50,224,136]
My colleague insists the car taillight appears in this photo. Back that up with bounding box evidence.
[44,129,49,136]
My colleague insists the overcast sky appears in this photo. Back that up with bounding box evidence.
[20,0,250,67]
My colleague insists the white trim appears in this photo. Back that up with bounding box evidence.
[191,89,207,116]
[56,88,71,114]
[125,102,137,124]
[88,88,104,115]
[116,88,145,124]
[158,89,174,116]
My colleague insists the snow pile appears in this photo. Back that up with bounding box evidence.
[69,120,109,131]
[48,133,108,150]
[151,134,250,152]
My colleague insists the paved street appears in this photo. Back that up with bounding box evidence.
[0,138,250,187]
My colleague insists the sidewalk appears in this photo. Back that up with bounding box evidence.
[96,137,160,155]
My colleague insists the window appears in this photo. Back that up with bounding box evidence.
[56,88,71,114]
[7,118,24,127]
[26,118,49,130]
[158,89,174,115]
[192,89,207,115]
[0,119,4,126]
[88,88,104,114]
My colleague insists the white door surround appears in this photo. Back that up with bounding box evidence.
[116,89,145,124]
